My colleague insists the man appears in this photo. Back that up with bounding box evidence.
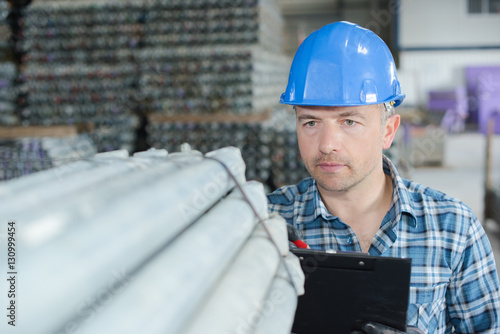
[268,21,500,333]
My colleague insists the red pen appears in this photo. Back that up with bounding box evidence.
[287,225,310,249]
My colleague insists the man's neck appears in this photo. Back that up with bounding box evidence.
[317,168,394,252]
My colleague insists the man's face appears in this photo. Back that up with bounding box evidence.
[296,104,396,194]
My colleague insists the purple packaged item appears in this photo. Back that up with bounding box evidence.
[476,71,500,134]
[465,66,500,125]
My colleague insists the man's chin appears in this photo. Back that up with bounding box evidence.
[312,175,352,193]
[317,183,351,193]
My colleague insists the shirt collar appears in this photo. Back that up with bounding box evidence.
[382,155,418,226]
[311,179,336,221]
[307,155,417,226]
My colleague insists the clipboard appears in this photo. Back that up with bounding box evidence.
[291,249,412,334]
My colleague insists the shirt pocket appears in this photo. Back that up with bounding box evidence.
[407,283,448,332]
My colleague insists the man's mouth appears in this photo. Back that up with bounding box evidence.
[317,162,345,172]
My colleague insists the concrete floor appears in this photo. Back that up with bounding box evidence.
[408,132,500,273]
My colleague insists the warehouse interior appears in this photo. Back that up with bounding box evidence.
[1,0,500,333]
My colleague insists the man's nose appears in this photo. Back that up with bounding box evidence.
[318,124,341,154]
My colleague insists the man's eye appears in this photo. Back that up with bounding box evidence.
[305,121,316,127]
[345,120,356,126]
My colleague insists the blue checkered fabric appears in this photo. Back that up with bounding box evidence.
[267,156,500,333]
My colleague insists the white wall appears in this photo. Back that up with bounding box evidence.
[399,0,500,49]
[397,0,500,108]
[398,49,500,106]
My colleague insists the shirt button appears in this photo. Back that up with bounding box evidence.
[347,237,353,244]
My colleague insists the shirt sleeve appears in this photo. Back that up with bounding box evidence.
[446,217,500,333]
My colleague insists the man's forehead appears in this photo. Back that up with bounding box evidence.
[295,104,380,117]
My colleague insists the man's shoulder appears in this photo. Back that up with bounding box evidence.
[400,177,476,221]
[403,177,463,204]
[385,157,472,218]
[267,177,315,206]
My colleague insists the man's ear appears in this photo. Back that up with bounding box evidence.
[382,114,400,150]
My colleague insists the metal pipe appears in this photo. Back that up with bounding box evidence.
[0,152,164,219]
[252,275,299,334]
[15,147,242,247]
[13,147,246,334]
[180,216,287,334]
[0,150,129,198]
[251,212,289,256]
[64,182,268,334]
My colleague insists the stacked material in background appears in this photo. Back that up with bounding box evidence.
[147,107,407,189]
[0,134,96,181]
[19,0,290,155]
[0,145,304,334]
[0,1,8,47]
[136,0,288,115]
[20,1,140,152]
[0,62,17,126]
[139,45,289,115]
[0,1,18,126]
[147,107,310,189]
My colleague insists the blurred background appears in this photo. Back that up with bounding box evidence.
[0,1,500,332]
[0,0,499,228]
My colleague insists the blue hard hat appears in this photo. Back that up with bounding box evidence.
[280,21,405,107]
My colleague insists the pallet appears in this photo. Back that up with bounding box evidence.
[0,123,95,140]
[148,110,272,124]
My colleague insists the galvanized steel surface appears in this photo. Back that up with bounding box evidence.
[0,145,303,334]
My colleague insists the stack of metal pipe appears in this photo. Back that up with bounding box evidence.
[139,45,290,115]
[147,107,311,189]
[0,145,304,334]
[0,134,96,181]
[0,62,18,126]
[19,0,289,155]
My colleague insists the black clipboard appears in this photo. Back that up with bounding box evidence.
[291,249,412,334]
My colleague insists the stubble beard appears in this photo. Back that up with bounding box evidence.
[304,154,377,193]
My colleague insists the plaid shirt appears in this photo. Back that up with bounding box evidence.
[267,156,500,333]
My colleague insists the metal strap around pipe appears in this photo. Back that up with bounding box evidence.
[69,181,267,334]
[252,214,305,295]
[204,153,304,299]
[251,212,289,257]
[15,147,246,334]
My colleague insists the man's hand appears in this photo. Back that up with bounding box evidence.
[287,224,310,248]
[351,321,424,334]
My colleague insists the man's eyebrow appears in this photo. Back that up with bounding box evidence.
[297,114,320,121]
[338,110,366,118]
[297,110,367,121]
